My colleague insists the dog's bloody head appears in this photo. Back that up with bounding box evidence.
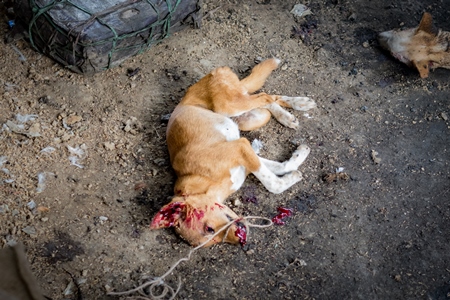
[150,196,247,247]
[378,12,446,78]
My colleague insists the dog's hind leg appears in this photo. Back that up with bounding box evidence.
[273,95,317,111]
[240,58,281,93]
[232,108,272,131]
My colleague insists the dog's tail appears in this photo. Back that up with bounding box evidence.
[240,58,281,93]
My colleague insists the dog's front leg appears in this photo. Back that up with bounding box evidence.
[258,144,310,175]
[252,162,303,194]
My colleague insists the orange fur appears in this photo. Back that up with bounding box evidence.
[379,12,450,78]
[150,58,316,247]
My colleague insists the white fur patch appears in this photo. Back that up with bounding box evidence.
[280,96,317,111]
[251,139,263,154]
[252,162,302,194]
[230,165,246,191]
[215,118,240,141]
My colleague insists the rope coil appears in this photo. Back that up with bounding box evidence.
[107,216,273,299]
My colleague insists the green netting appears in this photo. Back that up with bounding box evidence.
[16,0,201,73]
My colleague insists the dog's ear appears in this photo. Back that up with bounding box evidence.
[413,60,430,78]
[417,12,438,36]
[150,201,186,229]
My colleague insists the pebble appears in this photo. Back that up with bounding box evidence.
[441,112,448,121]
[27,200,36,210]
[65,115,82,125]
[232,198,242,206]
[153,158,166,166]
[371,150,382,164]
[22,226,36,235]
[104,142,116,151]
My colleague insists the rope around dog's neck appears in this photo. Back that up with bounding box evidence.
[107,216,273,299]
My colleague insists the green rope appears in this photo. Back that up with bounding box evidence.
[25,0,193,73]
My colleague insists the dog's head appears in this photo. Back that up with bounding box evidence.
[378,12,446,78]
[150,196,247,247]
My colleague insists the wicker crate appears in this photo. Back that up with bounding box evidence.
[14,0,202,74]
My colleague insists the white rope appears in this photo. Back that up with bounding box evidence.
[107,216,273,299]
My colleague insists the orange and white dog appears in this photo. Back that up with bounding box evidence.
[378,12,450,78]
[150,58,316,247]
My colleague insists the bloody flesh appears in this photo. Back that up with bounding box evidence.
[184,208,205,229]
[272,207,293,225]
[235,224,247,246]
[150,202,185,228]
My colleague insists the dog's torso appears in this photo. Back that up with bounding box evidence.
[167,104,248,201]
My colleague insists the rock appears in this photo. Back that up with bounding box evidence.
[65,115,82,125]
[371,150,382,164]
[22,226,36,235]
[104,142,116,151]
[153,158,166,166]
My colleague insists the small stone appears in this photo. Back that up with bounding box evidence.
[362,41,370,48]
[27,200,36,210]
[348,13,357,21]
[104,142,116,151]
[27,123,41,137]
[441,112,448,121]
[281,64,288,71]
[371,150,382,164]
[394,274,401,282]
[161,114,171,122]
[65,115,82,125]
[153,158,166,166]
[61,132,73,141]
[22,226,36,235]
[232,198,242,206]
[41,217,49,222]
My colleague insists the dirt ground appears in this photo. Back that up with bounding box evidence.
[1,0,449,299]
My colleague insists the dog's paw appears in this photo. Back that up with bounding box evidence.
[285,170,303,183]
[265,103,300,129]
[284,116,300,129]
[285,144,310,171]
[281,96,317,111]
[277,112,299,129]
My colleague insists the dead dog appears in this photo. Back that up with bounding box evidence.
[150,58,316,247]
[379,12,450,78]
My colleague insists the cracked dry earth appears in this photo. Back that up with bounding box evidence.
[0,0,449,299]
